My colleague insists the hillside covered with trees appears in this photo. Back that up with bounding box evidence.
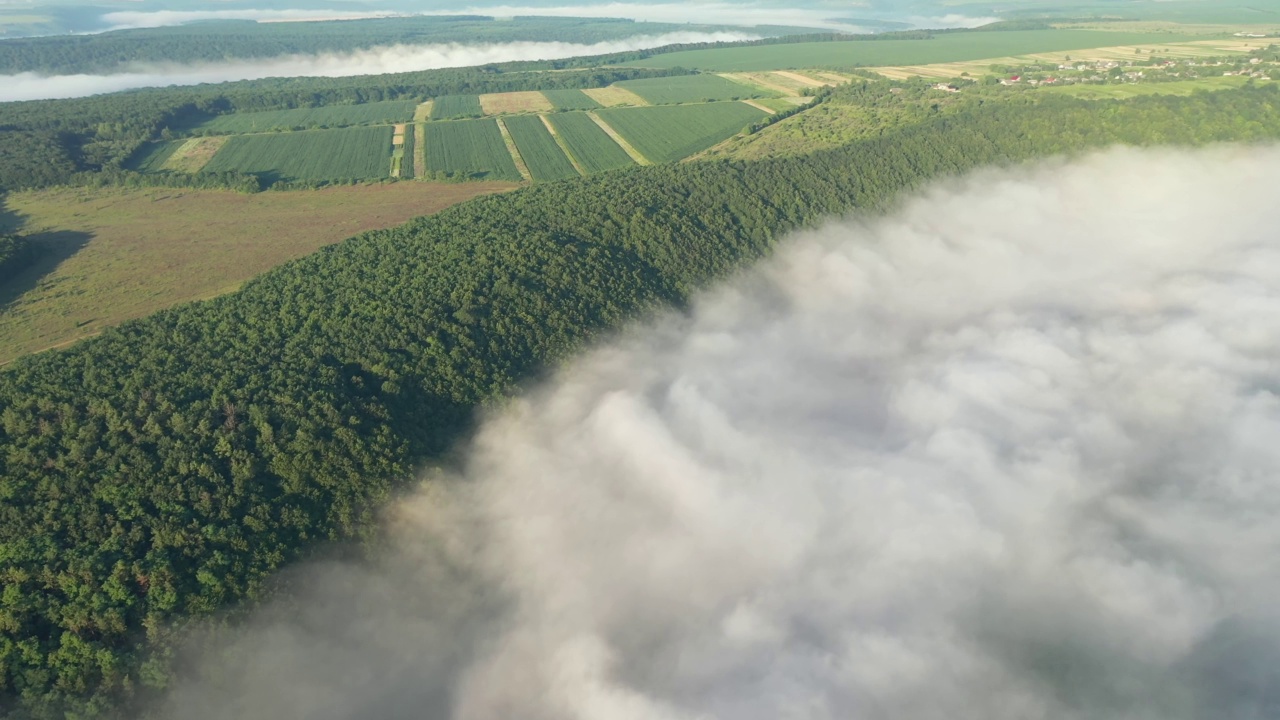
[0,84,1278,719]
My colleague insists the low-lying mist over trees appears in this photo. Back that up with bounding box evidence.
[156,146,1280,720]
[0,32,754,101]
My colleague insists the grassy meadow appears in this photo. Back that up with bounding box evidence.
[1041,75,1254,99]
[0,182,517,363]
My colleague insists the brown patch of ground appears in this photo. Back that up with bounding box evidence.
[581,86,650,107]
[0,181,517,364]
[479,91,555,115]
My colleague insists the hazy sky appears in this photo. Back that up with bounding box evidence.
[159,145,1280,720]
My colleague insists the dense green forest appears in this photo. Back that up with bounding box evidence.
[0,83,1278,719]
[0,16,817,75]
[0,234,35,283]
[0,65,687,193]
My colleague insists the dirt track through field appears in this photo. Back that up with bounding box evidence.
[495,118,533,182]
[586,111,652,165]
[741,99,777,114]
[540,114,588,176]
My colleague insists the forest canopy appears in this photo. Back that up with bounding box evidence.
[0,84,1278,719]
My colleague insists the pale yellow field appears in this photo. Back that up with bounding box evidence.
[582,86,649,107]
[721,72,795,95]
[807,71,854,84]
[161,136,228,173]
[392,124,406,147]
[479,90,555,115]
[873,38,1268,80]
[413,101,434,121]
[773,70,829,88]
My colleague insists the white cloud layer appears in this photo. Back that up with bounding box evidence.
[0,32,755,101]
[159,146,1280,720]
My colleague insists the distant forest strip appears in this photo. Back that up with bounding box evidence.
[0,16,820,75]
[1,84,1279,719]
[0,65,690,193]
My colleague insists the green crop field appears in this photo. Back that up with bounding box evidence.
[400,125,416,179]
[504,115,580,181]
[542,89,603,110]
[130,140,183,172]
[430,95,484,119]
[616,74,780,104]
[423,119,523,181]
[194,101,416,133]
[626,30,1199,71]
[1042,75,1253,99]
[546,112,635,174]
[597,102,767,163]
[202,126,392,181]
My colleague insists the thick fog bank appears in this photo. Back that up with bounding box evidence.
[163,146,1280,720]
[0,32,752,101]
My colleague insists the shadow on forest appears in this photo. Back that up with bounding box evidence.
[0,197,94,312]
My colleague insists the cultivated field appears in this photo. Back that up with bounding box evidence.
[194,100,416,133]
[582,86,649,107]
[546,112,635,174]
[423,119,523,181]
[202,126,393,181]
[597,102,767,163]
[542,89,603,110]
[480,90,554,115]
[616,74,779,104]
[0,182,516,363]
[625,30,1200,72]
[504,115,580,181]
[431,95,484,119]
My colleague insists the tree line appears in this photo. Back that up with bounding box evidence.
[0,16,769,76]
[1,84,1278,719]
